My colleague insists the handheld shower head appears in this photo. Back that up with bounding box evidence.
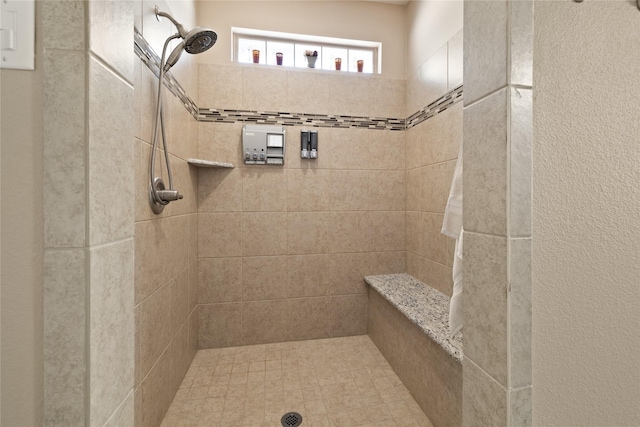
[184,27,217,54]
[155,6,218,71]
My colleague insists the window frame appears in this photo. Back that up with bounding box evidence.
[232,27,382,74]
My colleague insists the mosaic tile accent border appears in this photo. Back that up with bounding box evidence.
[134,29,463,131]
[134,28,199,118]
[406,84,464,130]
[197,109,406,130]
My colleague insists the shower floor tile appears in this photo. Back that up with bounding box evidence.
[160,335,434,427]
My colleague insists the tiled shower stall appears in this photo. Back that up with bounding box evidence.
[38,0,534,426]
[133,26,465,425]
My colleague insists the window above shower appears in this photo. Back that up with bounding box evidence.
[232,27,381,74]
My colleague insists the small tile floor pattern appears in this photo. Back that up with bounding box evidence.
[161,335,435,427]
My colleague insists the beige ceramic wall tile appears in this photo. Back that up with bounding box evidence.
[405,211,423,256]
[242,300,289,345]
[135,141,152,222]
[88,0,134,82]
[139,348,173,427]
[330,212,371,253]
[188,262,198,314]
[89,239,135,427]
[370,171,405,211]
[448,29,464,91]
[370,130,405,171]
[509,238,532,389]
[285,297,333,341]
[421,213,450,266]
[138,61,157,144]
[510,0,533,87]
[510,88,533,237]
[242,212,288,256]
[198,213,242,258]
[369,251,405,275]
[189,311,198,359]
[420,161,456,214]
[163,156,196,217]
[405,69,421,115]
[370,78,406,118]
[198,257,242,304]
[406,168,421,212]
[419,258,453,297]
[198,122,244,166]
[188,214,198,264]
[463,88,508,235]
[199,64,243,109]
[421,44,449,106]
[133,58,142,140]
[405,252,420,280]
[164,324,187,395]
[287,254,331,298]
[285,169,331,212]
[44,249,85,426]
[135,215,190,302]
[138,278,173,380]
[510,386,532,426]
[329,170,371,211]
[325,127,371,170]
[167,95,196,161]
[242,168,287,212]
[405,126,422,171]
[370,211,405,252]
[242,67,288,112]
[287,212,332,254]
[242,256,288,300]
[287,71,332,115]
[463,358,507,427]
[329,294,368,336]
[88,58,134,246]
[43,50,86,248]
[198,303,243,348]
[43,0,85,50]
[464,232,508,386]
[329,74,370,117]
[463,0,508,105]
[421,102,463,167]
[327,252,370,295]
[170,270,190,337]
[198,168,242,213]
[103,390,134,427]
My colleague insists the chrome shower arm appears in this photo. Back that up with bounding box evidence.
[154,5,187,38]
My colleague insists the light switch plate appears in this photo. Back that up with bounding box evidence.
[0,0,34,70]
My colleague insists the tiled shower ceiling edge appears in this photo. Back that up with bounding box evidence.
[134,28,463,131]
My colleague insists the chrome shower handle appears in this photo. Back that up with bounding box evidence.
[150,177,182,214]
[156,189,183,202]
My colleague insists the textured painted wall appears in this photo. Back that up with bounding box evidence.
[533,2,640,425]
[0,3,44,425]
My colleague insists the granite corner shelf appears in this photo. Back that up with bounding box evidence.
[187,158,234,169]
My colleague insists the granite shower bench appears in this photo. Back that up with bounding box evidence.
[365,273,463,427]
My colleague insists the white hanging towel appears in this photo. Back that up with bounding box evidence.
[442,145,463,338]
